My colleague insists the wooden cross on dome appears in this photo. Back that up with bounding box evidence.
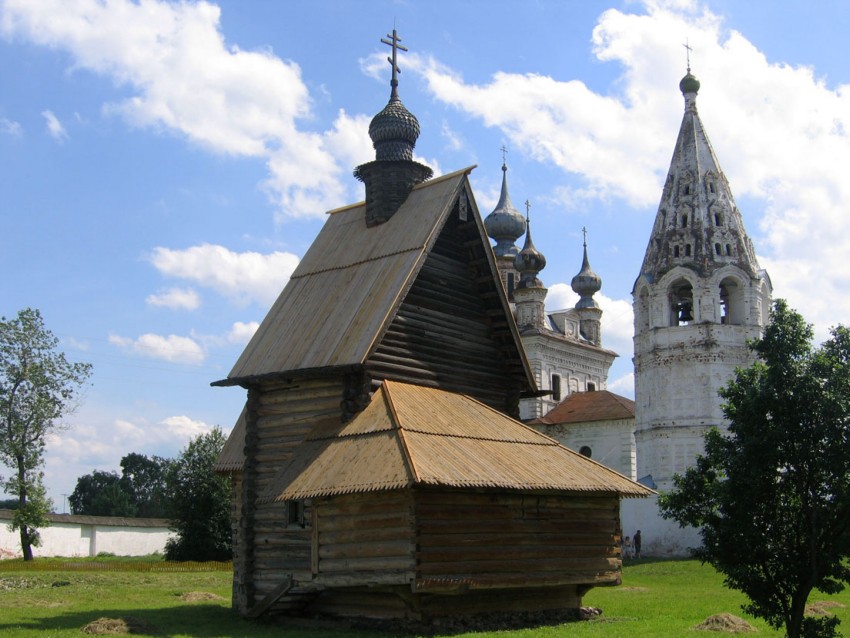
[381,27,408,99]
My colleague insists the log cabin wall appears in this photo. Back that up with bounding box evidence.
[313,490,416,587]
[368,205,522,416]
[238,374,345,613]
[413,490,622,597]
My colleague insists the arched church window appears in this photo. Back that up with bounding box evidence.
[685,244,692,257]
[715,243,722,256]
[507,272,515,298]
[579,446,592,458]
[709,182,716,194]
[669,279,694,326]
[714,212,722,226]
[674,245,680,258]
[681,214,688,228]
[726,244,732,256]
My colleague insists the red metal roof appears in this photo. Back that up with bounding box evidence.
[529,390,635,426]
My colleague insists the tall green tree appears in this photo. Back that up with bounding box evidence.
[164,427,231,561]
[120,453,173,518]
[69,470,136,517]
[0,308,92,560]
[660,300,850,638]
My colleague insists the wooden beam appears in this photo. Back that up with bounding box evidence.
[245,575,293,619]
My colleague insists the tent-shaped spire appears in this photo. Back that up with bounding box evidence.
[636,68,760,284]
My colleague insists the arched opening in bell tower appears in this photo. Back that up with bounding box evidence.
[719,276,745,325]
[668,278,694,326]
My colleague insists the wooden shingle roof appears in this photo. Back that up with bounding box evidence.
[260,380,652,502]
[215,167,532,387]
[529,390,635,426]
[213,406,245,473]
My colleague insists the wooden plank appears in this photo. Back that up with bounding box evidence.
[245,575,293,619]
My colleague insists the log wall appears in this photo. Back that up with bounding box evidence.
[368,208,523,415]
[414,490,623,592]
[237,375,345,614]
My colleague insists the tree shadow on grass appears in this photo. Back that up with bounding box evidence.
[0,604,377,638]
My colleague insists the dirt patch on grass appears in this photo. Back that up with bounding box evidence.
[806,601,846,616]
[694,613,756,633]
[617,586,649,592]
[178,591,225,602]
[82,617,157,635]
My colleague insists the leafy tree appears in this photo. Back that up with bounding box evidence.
[660,300,850,638]
[0,308,92,560]
[120,452,173,518]
[69,470,136,517]
[164,427,231,561]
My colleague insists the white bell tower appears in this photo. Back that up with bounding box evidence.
[632,68,772,492]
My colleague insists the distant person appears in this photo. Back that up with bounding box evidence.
[634,530,642,559]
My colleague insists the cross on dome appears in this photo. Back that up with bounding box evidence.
[381,28,408,99]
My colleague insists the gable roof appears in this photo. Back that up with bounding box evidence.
[259,380,652,502]
[530,390,635,426]
[215,167,533,388]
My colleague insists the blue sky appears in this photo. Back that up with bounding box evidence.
[2,0,849,509]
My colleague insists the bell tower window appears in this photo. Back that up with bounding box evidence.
[685,244,692,257]
[715,243,721,256]
[669,279,694,326]
[674,246,680,258]
[681,214,688,228]
[551,374,562,402]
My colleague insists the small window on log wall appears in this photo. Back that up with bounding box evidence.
[286,500,305,528]
[551,374,562,401]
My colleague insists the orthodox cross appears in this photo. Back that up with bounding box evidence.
[501,144,508,165]
[683,39,693,72]
[381,28,408,99]
[525,199,531,221]
[582,225,588,248]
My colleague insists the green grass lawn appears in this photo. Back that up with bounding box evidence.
[0,559,847,637]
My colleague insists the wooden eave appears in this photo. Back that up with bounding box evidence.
[259,381,652,502]
[214,406,246,474]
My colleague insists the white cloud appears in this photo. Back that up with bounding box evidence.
[1,117,22,136]
[608,372,635,398]
[149,243,298,307]
[159,415,213,440]
[41,109,67,141]
[228,321,259,344]
[109,332,205,365]
[1,0,367,219]
[409,0,850,344]
[146,286,201,310]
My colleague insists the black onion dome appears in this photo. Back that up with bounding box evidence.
[369,96,421,161]
[514,219,546,288]
[571,242,602,309]
[679,71,700,95]
[484,163,526,258]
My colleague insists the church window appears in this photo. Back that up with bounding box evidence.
[683,184,690,195]
[551,374,562,402]
[669,279,694,326]
[674,245,680,258]
[681,214,688,228]
[714,212,722,226]
[579,446,592,458]
[507,272,515,298]
[726,244,732,255]
[685,244,692,257]
[587,382,596,392]
[715,243,721,256]
[709,182,716,194]
[285,500,306,528]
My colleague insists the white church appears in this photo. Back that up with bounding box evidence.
[487,67,772,556]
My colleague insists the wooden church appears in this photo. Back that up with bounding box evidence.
[214,29,652,622]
